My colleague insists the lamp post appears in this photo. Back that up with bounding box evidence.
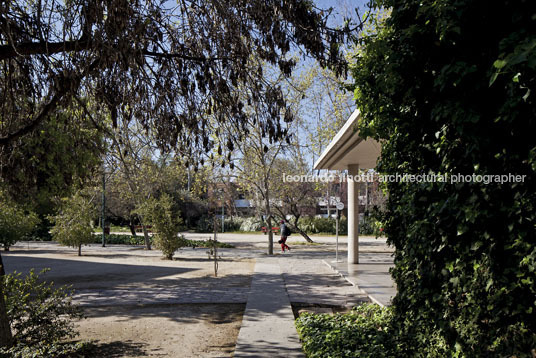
[101,170,106,247]
[333,201,344,263]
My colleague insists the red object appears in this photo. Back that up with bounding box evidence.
[280,237,290,252]
[261,226,280,234]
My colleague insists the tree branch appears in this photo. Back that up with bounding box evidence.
[0,38,91,61]
[0,58,100,147]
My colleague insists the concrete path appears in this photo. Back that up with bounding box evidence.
[234,257,304,357]
[324,251,396,306]
[278,255,369,307]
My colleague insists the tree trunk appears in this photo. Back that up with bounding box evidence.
[3,246,8,252]
[0,253,13,347]
[129,217,137,237]
[293,215,313,242]
[263,184,274,255]
[267,215,273,255]
[78,244,81,256]
[289,223,313,243]
[142,225,151,250]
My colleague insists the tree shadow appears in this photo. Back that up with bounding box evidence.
[80,340,149,357]
[80,303,246,325]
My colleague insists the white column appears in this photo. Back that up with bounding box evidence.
[347,164,359,264]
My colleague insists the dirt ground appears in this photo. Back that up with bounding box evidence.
[3,242,255,357]
[77,303,245,357]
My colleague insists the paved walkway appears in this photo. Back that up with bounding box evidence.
[234,251,372,357]
[234,257,304,357]
[324,251,396,306]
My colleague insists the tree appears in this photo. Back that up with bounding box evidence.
[0,0,352,167]
[0,107,103,213]
[352,0,536,355]
[105,120,184,249]
[231,116,285,255]
[50,191,97,256]
[137,194,184,260]
[0,193,39,251]
[271,158,319,242]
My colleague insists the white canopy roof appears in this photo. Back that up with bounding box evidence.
[313,109,381,170]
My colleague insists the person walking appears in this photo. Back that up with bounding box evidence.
[279,220,291,252]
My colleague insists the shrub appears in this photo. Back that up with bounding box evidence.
[0,193,40,250]
[239,217,263,232]
[223,217,244,231]
[49,191,96,256]
[194,215,214,233]
[0,341,91,358]
[359,215,384,237]
[296,217,347,235]
[183,239,234,249]
[93,234,149,245]
[0,269,84,357]
[138,194,185,259]
[296,303,398,358]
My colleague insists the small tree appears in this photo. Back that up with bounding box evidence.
[50,191,96,256]
[138,194,184,260]
[0,269,84,356]
[0,194,40,251]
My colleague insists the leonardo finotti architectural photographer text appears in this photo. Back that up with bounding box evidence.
[283,173,527,184]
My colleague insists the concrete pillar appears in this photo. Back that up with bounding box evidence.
[347,164,359,264]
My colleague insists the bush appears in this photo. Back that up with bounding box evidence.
[359,215,384,237]
[0,341,91,358]
[0,269,84,357]
[183,239,234,249]
[194,215,214,233]
[49,191,96,256]
[0,193,40,250]
[223,217,244,231]
[239,217,263,232]
[93,234,148,245]
[296,303,400,358]
[138,194,185,259]
[296,217,347,235]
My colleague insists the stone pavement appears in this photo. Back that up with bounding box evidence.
[234,251,370,357]
[234,257,304,357]
[278,254,369,307]
[324,251,396,307]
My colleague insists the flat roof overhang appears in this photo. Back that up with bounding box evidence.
[314,109,381,170]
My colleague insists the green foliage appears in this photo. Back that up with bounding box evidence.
[297,217,348,235]
[93,234,234,248]
[1,109,103,216]
[351,0,536,355]
[94,234,148,245]
[0,341,91,358]
[138,194,185,259]
[223,217,245,232]
[49,191,96,255]
[296,303,400,358]
[0,192,40,250]
[194,215,215,233]
[359,215,385,237]
[0,269,83,355]
[183,239,234,249]
[239,217,264,232]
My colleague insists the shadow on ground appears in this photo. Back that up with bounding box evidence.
[82,340,149,357]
